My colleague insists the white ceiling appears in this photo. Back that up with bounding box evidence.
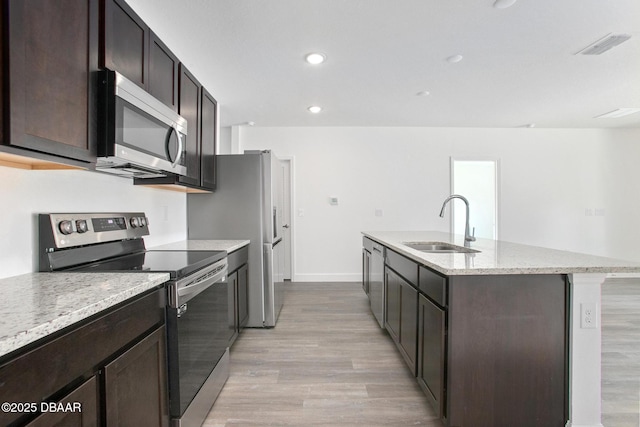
[127,0,640,128]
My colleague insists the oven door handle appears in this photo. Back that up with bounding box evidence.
[170,266,228,307]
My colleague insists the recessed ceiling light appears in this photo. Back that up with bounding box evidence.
[305,53,326,65]
[446,54,463,63]
[577,34,632,55]
[416,90,430,97]
[308,106,322,114]
[595,108,640,119]
[493,0,517,9]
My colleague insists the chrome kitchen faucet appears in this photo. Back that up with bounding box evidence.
[439,194,476,247]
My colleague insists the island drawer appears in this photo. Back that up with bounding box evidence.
[419,266,447,307]
[386,249,418,285]
[363,236,374,253]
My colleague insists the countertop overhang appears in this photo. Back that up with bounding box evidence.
[363,231,640,276]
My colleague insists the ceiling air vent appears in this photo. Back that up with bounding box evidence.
[577,33,632,55]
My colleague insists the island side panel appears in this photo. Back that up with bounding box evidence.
[446,274,568,427]
[566,273,606,427]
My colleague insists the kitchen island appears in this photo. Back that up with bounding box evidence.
[362,231,640,427]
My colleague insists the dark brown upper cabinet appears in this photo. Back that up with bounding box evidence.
[101,0,179,112]
[177,64,202,187]
[0,0,99,166]
[134,64,218,192]
[101,0,148,88]
[200,87,218,191]
[149,31,179,112]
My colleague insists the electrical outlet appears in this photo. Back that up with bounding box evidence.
[581,303,598,329]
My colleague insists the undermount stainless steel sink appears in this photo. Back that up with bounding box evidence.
[402,241,480,254]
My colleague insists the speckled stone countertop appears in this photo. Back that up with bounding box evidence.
[363,231,640,276]
[150,239,250,253]
[0,272,169,359]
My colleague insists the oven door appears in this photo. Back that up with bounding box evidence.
[166,264,229,422]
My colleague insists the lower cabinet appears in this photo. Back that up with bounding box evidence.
[385,266,418,375]
[366,241,569,427]
[417,294,446,419]
[227,246,249,346]
[237,264,249,329]
[0,288,168,427]
[25,376,98,427]
[104,326,168,427]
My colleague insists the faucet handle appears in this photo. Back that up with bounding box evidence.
[468,227,477,242]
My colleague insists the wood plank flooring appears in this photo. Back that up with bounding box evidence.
[205,279,640,426]
[204,282,441,426]
[602,278,640,427]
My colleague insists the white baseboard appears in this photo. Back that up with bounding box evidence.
[565,422,604,427]
[606,272,640,279]
[292,273,361,282]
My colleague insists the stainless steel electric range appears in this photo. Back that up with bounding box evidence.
[39,212,229,427]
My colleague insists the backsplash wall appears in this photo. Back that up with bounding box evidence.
[0,167,187,279]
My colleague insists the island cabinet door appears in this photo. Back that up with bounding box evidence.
[446,274,568,427]
[385,268,401,342]
[417,294,446,419]
[385,267,418,375]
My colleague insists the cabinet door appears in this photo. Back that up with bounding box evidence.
[385,268,401,342]
[26,376,98,427]
[227,270,239,346]
[200,87,218,190]
[148,31,179,112]
[102,0,149,89]
[418,294,446,418]
[237,264,249,329]
[399,281,418,374]
[362,249,371,296]
[177,64,201,187]
[4,0,98,163]
[104,326,169,427]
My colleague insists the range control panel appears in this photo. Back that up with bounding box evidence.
[40,213,150,249]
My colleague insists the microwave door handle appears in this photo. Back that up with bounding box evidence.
[168,126,184,167]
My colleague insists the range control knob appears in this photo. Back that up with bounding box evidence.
[130,217,141,228]
[58,220,74,235]
[76,220,89,233]
[140,217,148,227]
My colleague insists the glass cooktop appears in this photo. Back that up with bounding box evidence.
[68,250,226,279]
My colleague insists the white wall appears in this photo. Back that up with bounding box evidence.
[0,167,187,279]
[239,126,640,282]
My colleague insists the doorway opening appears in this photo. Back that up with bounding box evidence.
[450,158,499,240]
[279,157,294,280]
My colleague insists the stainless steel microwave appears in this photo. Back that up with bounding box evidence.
[96,69,187,179]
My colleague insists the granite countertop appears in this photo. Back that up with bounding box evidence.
[149,239,250,253]
[363,231,640,276]
[0,272,169,359]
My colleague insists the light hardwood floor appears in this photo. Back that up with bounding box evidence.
[602,278,640,427]
[204,282,441,426]
[205,279,640,426]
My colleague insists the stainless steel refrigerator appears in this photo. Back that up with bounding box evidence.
[187,150,285,327]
